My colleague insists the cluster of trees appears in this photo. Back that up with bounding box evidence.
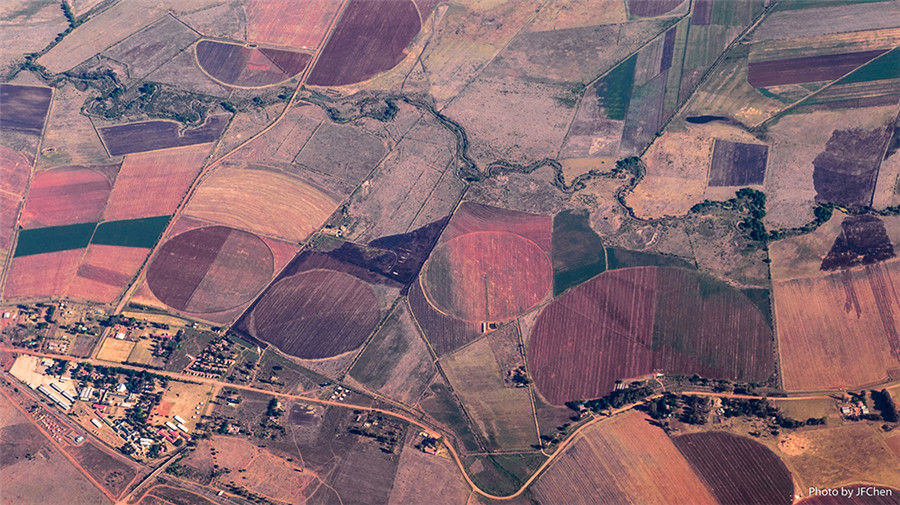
[870,389,898,423]
[565,382,655,414]
[720,398,824,428]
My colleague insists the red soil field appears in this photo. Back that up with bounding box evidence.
[532,410,718,505]
[798,486,900,505]
[0,84,52,135]
[147,226,273,314]
[245,0,341,50]
[748,50,887,88]
[673,432,794,505]
[442,201,552,252]
[247,269,380,359]
[3,249,83,299]
[527,266,774,404]
[20,167,113,228]
[407,275,481,356]
[775,262,900,391]
[103,143,211,221]
[195,40,311,87]
[307,0,421,86]
[528,267,657,404]
[422,231,552,322]
[67,245,148,303]
[629,0,683,17]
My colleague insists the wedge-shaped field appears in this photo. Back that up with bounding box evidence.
[245,269,380,359]
[183,164,338,242]
[532,410,718,505]
[195,40,311,87]
[103,144,211,221]
[528,266,774,404]
[146,225,274,314]
[774,260,900,391]
[673,432,793,505]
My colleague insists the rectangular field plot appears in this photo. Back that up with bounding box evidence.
[440,338,537,451]
[708,139,769,186]
[98,116,228,156]
[532,410,717,505]
[3,249,84,299]
[13,222,95,257]
[748,50,887,87]
[0,84,52,135]
[774,260,900,391]
[95,337,137,363]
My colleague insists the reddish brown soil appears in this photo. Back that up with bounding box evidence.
[307,0,421,86]
[407,274,480,356]
[20,167,112,228]
[248,268,380,359]
[673,432,794,505]
[0,84,52,135]
[528,267,774,404]
[98,117,227,156]
[748,50,887,88]
[821,215,895,270]
[245,0,340,50]
[0,147,32,250]
[528,267,657,404]
[629,0,683,17]
[3,249,83,299]
[67,245,149,303]
[147,226,273,313]
[422,231,552,322]
[103,144,211,221]
[442,201,552,252]
[195,40,310,87]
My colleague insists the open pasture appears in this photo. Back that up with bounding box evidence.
[147,225,273,314]
[532,410,717,505]
[246,268,380,359]
[387,431,470,505]
[20,167,112,228]
[245,0,340,50]
[440,337,537,451]
[0,146,32,250]
[96,336,137,363]
[708,139,769,186]
[528,266,774,404]
[68,441,138,498]
[673,432,793,505]
[307,0,421,86]
[99,117,227,157]
[0,84,51,135]
[195,40,310,87]
[103,15,199,81]
[183,164,338,242]
[102,143,211,221]
[774,260,900,391]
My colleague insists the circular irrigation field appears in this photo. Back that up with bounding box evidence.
[196,40,311,87]
[147,226,273,314]
[421,231,552,322]
[248,269,380,359]
[527,266,774,404]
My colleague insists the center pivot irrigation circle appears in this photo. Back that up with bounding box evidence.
[147,225,274,314]
[421,231,552,322]
[249,269,381,359]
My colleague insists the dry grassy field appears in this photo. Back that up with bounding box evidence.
[532,410,718,505]
[95,336,136,363]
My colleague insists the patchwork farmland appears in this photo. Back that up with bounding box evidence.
[2,0,900,502]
